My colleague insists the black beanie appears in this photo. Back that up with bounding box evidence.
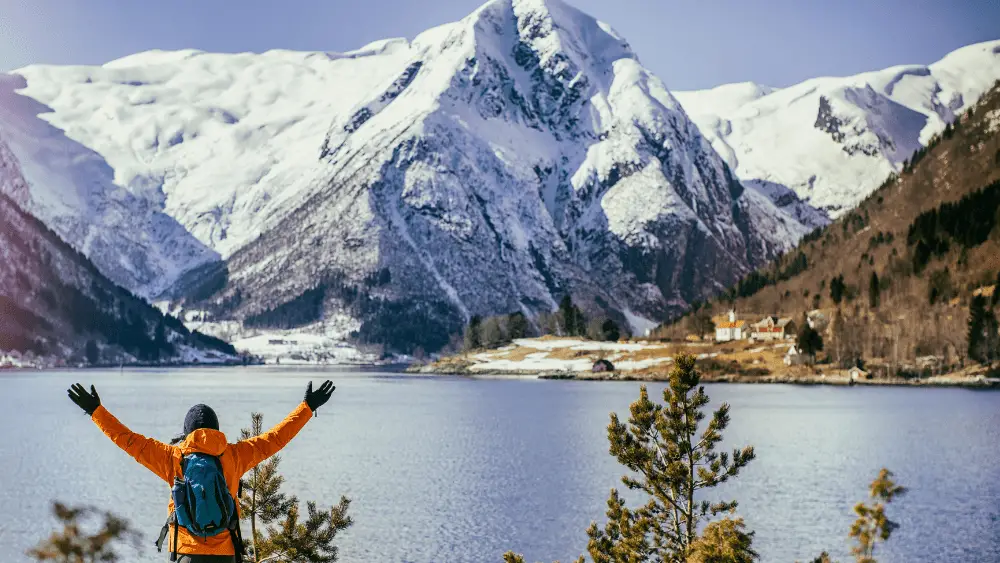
[183,404,220,434]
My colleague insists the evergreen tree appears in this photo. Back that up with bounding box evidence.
[28,503,140,562]
[967,296,1000,364]
[153,318,174,360]
[993,271,1000,308]
[464,315,483,351]
[796,321,824,362]
[687,518,758,563]
[559,295,585,337]
[868,272,880,309]
[830,275,846,306]
[849,469,906,563]
[928,268,953,306]
[260,499,352,563]
[559,295,575,336]
[601,319,621,342]
[240,413,352,563]
[507,312,529,340]
[584,355,756,562]
[240,413,295,560]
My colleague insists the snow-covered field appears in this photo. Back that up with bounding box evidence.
[231,331,375,365]
[463,337,675,373]
[178,311,377,365]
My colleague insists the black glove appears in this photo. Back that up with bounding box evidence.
[68,383,101,416]
[304,380,335,412]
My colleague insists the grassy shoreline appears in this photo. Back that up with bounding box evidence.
[411,336,1000,388]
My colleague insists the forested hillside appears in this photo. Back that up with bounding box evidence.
[657,81,1000,375]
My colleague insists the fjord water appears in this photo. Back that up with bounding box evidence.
[1,368,997,563]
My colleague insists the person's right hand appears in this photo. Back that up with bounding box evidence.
[304,380,335,412]
[68,383,101,415]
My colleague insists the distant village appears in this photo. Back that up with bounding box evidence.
[710,309,895,381]
[712,310,798,343]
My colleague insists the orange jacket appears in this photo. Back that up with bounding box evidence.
[91,402,314,556]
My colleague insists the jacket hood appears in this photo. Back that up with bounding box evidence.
[179,428,229,456]
[183,404,220,434]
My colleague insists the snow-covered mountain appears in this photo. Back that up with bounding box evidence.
[6,0,807,351]
[0,75,219,298]
[673,40,1000,216]
[0,133,235,365]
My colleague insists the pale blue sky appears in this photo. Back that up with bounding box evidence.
[1,0,998,90]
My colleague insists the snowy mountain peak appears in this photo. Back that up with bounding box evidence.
[6,3,987,352]
[182,0,805,349]
[673,39,1000,215]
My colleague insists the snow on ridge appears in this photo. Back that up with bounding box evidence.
[4,0,847,343]
[11,42,418,260]
[674,39,1000,217]
[0,73,219,298]
[671,81,779,117]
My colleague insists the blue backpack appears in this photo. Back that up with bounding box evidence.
[156,453,241,561]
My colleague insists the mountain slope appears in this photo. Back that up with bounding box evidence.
[196,0,808,350]
[9,0,807,351]
[673,40,1000,217]
[0,134,235,365]
[662,81,1000,369]
[0,75,219,298]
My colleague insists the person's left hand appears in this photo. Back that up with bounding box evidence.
[304,380,335,412]
[68,383,101,415]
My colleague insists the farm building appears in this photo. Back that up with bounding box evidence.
[715,310,748,342]
[751,316,796,341]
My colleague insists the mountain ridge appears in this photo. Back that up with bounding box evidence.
[4,3,997,353]
[0,132,236,365]
[201,0,806,350]
[659,80,1000,371]
[673,39,1000,216]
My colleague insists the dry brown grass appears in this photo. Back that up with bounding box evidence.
[491,345,548,362]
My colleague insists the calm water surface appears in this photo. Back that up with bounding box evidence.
[0,367,998,562]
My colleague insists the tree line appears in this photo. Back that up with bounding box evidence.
[907,179,1000,274]
[462,295,623,352]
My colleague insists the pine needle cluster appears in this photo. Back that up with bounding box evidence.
[240,412,353,563]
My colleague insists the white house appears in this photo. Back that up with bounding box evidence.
[715,310,747,342]
[783,345,809,366]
